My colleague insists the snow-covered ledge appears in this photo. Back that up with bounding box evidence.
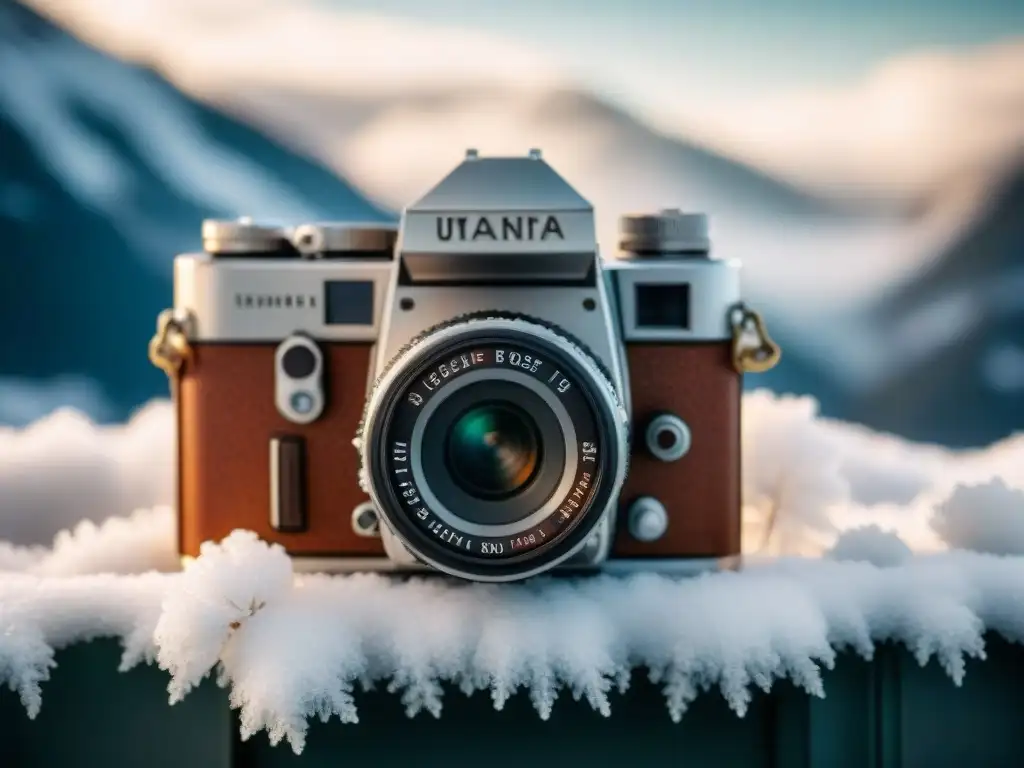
[2,533,1023,754]
[2,392,1024,755]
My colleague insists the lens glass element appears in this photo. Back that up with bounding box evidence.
[445,401,541,500]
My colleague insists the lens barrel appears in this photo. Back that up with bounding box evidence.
[359,315,628,582]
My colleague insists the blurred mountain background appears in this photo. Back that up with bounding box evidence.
[0,0,1021,447]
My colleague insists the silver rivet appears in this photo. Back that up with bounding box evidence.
[351,501,380,537]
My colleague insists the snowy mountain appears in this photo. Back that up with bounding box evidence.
[1,0,835,425]
[851,169,1024,446]
[3,0,1022,447]
[668,38,1024,212]
[0,0,391,424]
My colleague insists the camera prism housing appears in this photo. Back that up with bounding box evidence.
[154,149,779,582]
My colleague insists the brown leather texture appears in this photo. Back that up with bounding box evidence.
[177,343,385,558]
[612,342,742,558]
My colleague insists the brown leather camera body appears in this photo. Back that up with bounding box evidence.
[176,339,741,563]
[613,342,741,559]
[177,341,386,560]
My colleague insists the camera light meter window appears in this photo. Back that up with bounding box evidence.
[360,315,628,582]
[324,280,374,325]
[635,282,690,329]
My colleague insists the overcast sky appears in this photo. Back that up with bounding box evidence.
[324,0,1024,118]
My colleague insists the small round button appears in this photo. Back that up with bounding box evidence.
[282,345,317,379]
[352,502,380,537]
[644,413,691,462]
[289,391,315,415]
[628,497,669,542]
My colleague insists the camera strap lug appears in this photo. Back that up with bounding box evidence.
[729,303,781,374]
[149,309,193,378]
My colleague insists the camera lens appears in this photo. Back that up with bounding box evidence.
[359,314,629,583]
[445,401,541,500]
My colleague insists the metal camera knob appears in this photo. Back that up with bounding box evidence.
[202,218,287,255]
[644,413,691,462]
[292,223,327,257]
[619,210,710,257]
[627,497,669,542]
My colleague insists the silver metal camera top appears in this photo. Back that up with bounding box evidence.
[376,149,625,391]
[291,223,398,258]
[619,209,710,255]
[202,218,289,254]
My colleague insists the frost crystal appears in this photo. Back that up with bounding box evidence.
[0,541,1023,754]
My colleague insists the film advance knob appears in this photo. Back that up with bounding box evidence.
[202,218,287,255]
[627,497,669,543]
[619,210,710,256]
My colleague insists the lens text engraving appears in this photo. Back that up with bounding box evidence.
[546,369,572,394]
[426,519,472,550]
[494,349,542,373]
[419,351,487,396]
[391,441,413,480]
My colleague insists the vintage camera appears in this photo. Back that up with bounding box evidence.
[150,148,779,582]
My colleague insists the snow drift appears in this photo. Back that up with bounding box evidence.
[0,531,1023,755]
[1,393,1023,752]
[0,400,173,547]
[2,391,1023,562]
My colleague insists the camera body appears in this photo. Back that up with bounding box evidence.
[153,149,778,581]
